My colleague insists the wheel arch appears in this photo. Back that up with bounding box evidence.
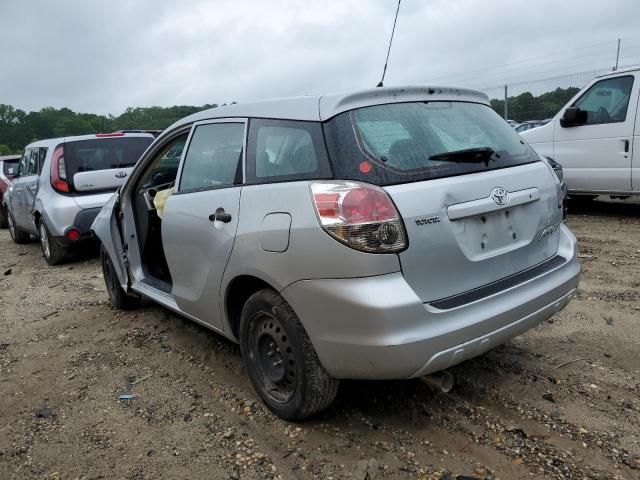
[224,274,279,341]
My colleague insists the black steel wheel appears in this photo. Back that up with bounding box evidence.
[239,289,339,421]
[100,245,140,310]
[0,203,8,228]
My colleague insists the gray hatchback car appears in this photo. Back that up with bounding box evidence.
[93,86,581,420]
[5,132,154,265]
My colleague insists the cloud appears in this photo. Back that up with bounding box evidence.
[0,0,638,114]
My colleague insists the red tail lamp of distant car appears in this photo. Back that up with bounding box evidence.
[66,229,81,242]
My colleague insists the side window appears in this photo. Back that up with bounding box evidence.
[246,118,332,184]
[573,76,634,125]
[179,122,245,192]
[18,150,32,176]
[137,133,189,191]
[37,148,48,174]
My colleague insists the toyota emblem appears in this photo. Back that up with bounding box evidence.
[490,187,510,206]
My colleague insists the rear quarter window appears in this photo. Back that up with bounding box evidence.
[246,118,332,184]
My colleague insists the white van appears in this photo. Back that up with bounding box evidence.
[522,66,639,198]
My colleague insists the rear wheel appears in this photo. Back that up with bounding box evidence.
[239,289,339,421]
[7,211,29,244]
[100,245,140,310]
[38,220,69,266]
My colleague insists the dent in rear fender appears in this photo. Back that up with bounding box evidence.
[280,272,425,347]
[91,193,128,288]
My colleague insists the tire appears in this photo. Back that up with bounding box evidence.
[239,289,339,421]
[7,210,30,244]
[38,220,69,266]
[0,203,8,229]
[100,245,140,310]
[569,194,597,202]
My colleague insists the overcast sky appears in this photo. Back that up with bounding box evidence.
[1,0,640,115]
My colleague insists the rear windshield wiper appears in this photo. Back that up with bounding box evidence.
[429,146,497,163]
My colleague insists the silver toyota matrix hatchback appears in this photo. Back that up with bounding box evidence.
[94,87,581,420]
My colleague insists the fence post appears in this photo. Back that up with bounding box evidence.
[504,85,508,120]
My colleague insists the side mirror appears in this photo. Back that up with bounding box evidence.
[560,107,587,128]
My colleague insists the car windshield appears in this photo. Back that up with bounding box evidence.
[64,136,153,180]
[324,101,539,186]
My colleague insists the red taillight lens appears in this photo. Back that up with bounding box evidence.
[311,181,407,253]
[66,229,81,242]
[50,145,70,193]
[95,132,125,137]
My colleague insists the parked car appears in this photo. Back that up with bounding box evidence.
[4,132,154,264]
[522,66,640,198]
[515,120,548,133]
[0,154,21,228]
[94,86,580,420]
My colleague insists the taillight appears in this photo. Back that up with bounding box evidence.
[66,228,81,242]
[310,181,407,253]
[540,157,563,209]
[50,145,70,193]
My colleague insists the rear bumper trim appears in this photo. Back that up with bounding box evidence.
[429,254,567,310]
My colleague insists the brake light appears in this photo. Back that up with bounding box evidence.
[95,132,125,137]
[310,181,407,253]
[50,145,70,193]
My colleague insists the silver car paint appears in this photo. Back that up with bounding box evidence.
[93,86,581,380]
[386,161,562,303]
[282,225,578,379]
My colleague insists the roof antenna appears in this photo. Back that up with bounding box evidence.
[377,0,402,88]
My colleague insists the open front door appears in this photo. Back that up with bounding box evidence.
[162,119,246,331]
[92,192,129,289]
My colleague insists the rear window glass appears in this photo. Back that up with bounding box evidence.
[324,101,539,186]
[2,159,19,176]
[64,136,153,181]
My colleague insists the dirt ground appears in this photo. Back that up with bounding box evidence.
[0,199,638,480]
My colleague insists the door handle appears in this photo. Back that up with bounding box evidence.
[209,207,232,223]
[623,139,629,153]
[27,186,37,192]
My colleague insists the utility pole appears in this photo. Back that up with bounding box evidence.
[504,85,508,120]
[614,38,621,71]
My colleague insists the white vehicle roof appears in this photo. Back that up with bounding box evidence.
[595,65,640,78]
[24,132,154,150]
[166,85,490,131]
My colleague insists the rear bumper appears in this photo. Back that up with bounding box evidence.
[282,224,580,380]
[52,207,101,246]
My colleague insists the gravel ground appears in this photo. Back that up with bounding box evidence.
[0,198,638,480]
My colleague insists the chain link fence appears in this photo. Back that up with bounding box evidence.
[482,68,611,124]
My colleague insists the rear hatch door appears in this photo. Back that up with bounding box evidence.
[64,135,153,194]
[385,162,562,303]
[323,99,564,304]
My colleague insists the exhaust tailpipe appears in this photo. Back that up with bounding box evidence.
[420,371,454,393]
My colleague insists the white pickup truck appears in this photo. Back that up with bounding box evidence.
[522,66,639,198]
